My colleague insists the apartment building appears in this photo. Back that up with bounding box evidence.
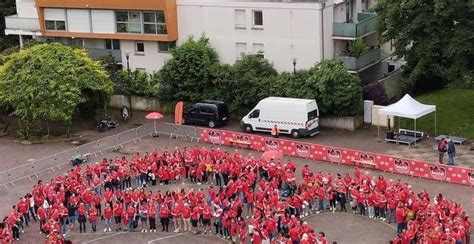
[4,0,393,75]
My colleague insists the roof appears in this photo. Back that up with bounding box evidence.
[261,97,315,105]
[379,94,436,119]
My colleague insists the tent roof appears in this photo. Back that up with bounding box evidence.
[379,94,436,119]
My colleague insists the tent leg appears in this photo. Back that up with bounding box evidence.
[414,119,417,146]
[434,111,437,137]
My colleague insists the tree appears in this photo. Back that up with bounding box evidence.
[158,36,221,104]
[310,59,363,116]
[0,0,17,51]
[374,0,474,92]
[115,70,158,97]
[0,43,113,138]
[229,54,278,114]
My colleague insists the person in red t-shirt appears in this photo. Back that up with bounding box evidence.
[104,203,113,232]
[77,203,87,233]
[89,206,98,232]
[113,202,123,231]
[148,201,157,232]
[171,203,182,233]
[395,203,407,234]
[160,203,170,232]
[181,204,191,232]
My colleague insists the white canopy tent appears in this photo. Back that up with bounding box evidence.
[378,94,437,145]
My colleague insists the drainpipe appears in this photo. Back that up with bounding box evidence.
[320,2,326,61]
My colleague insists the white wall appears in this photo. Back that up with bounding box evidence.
[177,0,325,72]
[16,0,37,18]
[120,40,172,73]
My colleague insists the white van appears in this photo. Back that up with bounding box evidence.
[239,97,320,138]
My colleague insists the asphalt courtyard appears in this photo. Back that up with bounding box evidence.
[0,111,472,244]
[0,135,472,244]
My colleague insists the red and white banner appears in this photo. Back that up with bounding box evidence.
[199,128,474,187]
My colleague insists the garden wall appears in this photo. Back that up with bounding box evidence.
[109,95,165,111]
[319,115,363,131]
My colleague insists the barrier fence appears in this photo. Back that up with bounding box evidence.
[199,128,474,187]
[0,123,201,188]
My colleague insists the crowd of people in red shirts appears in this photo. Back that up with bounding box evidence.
[0,145,471,244]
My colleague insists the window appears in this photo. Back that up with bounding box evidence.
[158,41,176,52]
[105,39,121,50]
[234,9,246,29]
[45,20,66,31]
[135,42,145,55]
[253,43,264,58]
[252,10,263,27]
[235,42,247,60]
[67,38,83,46]
[249,109,260,119]
[307,109,319,120]
[116,11,142,33]
[200,106,214,115]
[144,11,167,34]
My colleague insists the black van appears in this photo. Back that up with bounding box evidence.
[183,100,229,128]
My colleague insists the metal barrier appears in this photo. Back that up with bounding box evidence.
[0,123,201,188]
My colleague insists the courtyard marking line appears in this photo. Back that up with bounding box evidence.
[148,233,184,244]
[81,232,125,244]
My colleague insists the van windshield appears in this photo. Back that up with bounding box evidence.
[307,109,318,120]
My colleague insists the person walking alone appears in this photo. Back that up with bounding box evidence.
[447,138,456,165]
[437,138,447,163]
[271,125,279,138]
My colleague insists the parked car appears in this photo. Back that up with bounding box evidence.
[183,100,229,128]
[240,97,320,138]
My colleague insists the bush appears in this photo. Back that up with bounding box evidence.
[363,82,389,105]
[310,59,363,116]
[115,70,158,97]
[228,54,278,114]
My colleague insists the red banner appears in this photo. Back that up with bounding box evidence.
[199,128,474,187]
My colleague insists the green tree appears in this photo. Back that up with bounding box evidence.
[0,43,113,138]
[374,0,474,92]
[0,0,17,51]
[158,36,221,104]
[310,59,363,116]
[229,54,278,114]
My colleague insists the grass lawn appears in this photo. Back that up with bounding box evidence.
[399,88,474,139]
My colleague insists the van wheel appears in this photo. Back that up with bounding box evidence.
[208,121,216,128]
[244,125,253,133]
[291,130,301,138]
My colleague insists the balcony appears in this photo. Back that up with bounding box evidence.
[333,12,377,39]
[4,15,41,34]
[86,48,122,63]
[338,47,381,72]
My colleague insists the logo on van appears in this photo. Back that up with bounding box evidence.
[429,165,446,180]
[393,159,410,174]
[295,144,310,157]
[327,149,342,163]
[208,131,221,144]
[265,139,279,150]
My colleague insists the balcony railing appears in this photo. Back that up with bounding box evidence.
[333,12,377,38]
[86,48,122,63]
[338,47,381,71]
[5,15,40,32]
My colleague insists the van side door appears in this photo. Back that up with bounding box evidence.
[247,109,263,131]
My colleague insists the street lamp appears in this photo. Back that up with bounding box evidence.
[292,58,297,75]
[125,51,132,117]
